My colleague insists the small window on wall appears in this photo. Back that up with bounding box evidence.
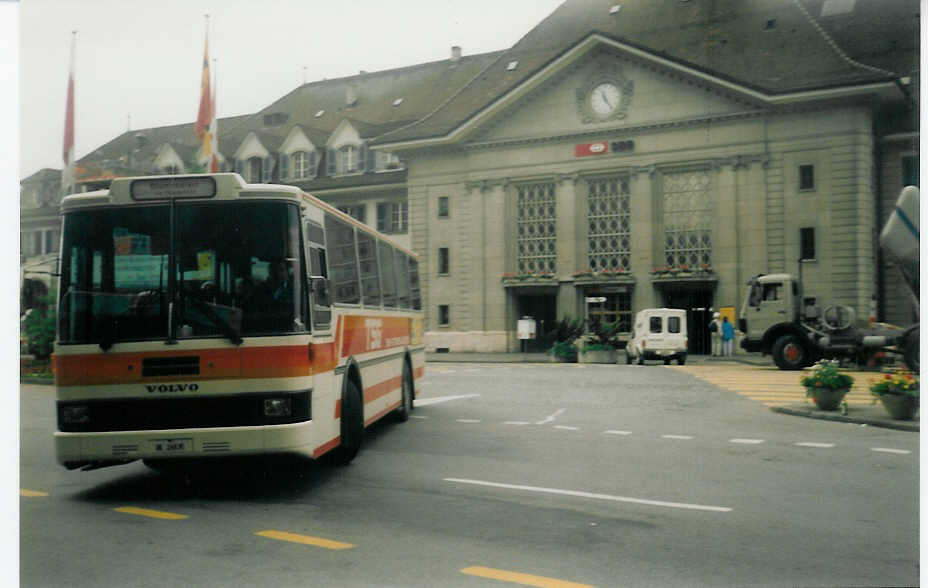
[800,227,816,261]
[438,304,450,326]
[438,247,450,275]
[799,164,815,191]
[438,197,450,218]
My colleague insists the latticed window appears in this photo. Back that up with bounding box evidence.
[586,176,630,271]
[516,182,557,274]
[662,171,712,268]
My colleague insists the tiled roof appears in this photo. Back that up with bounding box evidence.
[375,0,917,145]
[74,0,916,166]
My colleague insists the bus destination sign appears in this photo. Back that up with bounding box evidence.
[130,176,217,201]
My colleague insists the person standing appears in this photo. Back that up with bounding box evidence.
[721,316,735,357]
[708,312,721,356]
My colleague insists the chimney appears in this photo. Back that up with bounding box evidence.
[451,46,462,62]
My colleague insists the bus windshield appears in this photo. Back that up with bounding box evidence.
[58,200,306,345]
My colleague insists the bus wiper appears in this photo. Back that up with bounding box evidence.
[179,293,244,345]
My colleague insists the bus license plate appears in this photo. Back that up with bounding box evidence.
[149,438,193,453]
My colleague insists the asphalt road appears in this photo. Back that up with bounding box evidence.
[20,362,920,587]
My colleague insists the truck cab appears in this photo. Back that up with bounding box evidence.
[739,274,800,341]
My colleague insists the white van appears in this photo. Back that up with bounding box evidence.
[625,308,688,365]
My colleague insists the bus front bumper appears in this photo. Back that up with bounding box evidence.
[55,420,318,469]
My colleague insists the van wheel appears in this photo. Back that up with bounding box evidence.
[677,354,686,366]
[663,358,671,365]
[772,335,809,370]
[332,379,363,465]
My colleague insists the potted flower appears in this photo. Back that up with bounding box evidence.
[578,316,621,364]
[799,360,854,411]
[870,371,919,420]
[546,317,584,363]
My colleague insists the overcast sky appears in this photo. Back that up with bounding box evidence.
[18,0,565,179]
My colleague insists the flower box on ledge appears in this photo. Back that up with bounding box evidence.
[501,273,557,287]
[571,269,635,284]
[651,265,716,283]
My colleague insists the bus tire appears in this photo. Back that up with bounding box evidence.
[903,326,919,373]
[772,334,809,370]
[333,378,363,465]
[393,360,413,422]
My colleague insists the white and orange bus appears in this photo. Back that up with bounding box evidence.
[53,173,424,470]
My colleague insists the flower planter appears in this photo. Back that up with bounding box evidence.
[807,386,850,411]
[877,394,918,420]
[578,349,618,364]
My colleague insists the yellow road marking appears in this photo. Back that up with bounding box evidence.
[461,566,594,588]
[255,530,355,550]
[20,489,48,497]
[114,506,188,520]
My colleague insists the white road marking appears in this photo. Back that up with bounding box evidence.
[871,447,911,454]
[729,438,765,445]
[662,435,694,440]
[415,394,480,407]
[795,442,835,448]
[503,421,531,426]
[553,425,580,431]
[536,408,566,425]
[603,430,633,436]
[444,478,732,513]
[410,415,428,420]
[456,419,481,423]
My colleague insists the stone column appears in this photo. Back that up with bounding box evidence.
[555,173,581,319]
[629,167,656,311]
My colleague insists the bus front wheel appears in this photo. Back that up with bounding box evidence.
[333,379,363,465]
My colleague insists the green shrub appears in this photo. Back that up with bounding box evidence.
[22,295,57,360]
[550,340,578,361]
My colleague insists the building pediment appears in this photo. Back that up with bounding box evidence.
[280,126,317,155]
[327,120,362,150]
[234,132,271,161]
[376,32,904,151]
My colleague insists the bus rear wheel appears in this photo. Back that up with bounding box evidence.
[393,360,413,422]
[332,379,363,465]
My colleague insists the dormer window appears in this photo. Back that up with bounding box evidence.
[337,145,360,174]
[291,151,316,179]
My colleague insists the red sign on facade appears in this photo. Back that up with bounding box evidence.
[574,141,610,157]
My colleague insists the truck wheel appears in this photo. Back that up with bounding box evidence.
[772,335,809,370]
[903,327,919,373]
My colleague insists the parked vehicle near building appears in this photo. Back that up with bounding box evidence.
[625,308,688,365]
[739,187,919,372]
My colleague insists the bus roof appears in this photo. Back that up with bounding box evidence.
[60,173,417,258]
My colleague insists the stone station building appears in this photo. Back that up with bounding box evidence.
[21,0,920,355]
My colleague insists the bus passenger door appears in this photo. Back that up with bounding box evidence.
[304,220,336,450]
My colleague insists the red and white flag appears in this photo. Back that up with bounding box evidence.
[209,63,218,172]
[61,32,76,195]
[194,30,212,141]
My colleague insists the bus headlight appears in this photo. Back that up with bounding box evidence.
[62,405,90,425]
[264,398,292,417]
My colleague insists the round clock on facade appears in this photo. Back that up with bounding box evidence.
[590,82,621,117]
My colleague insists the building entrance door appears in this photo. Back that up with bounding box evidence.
[516,293,557,351]
[661,287,713,355]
